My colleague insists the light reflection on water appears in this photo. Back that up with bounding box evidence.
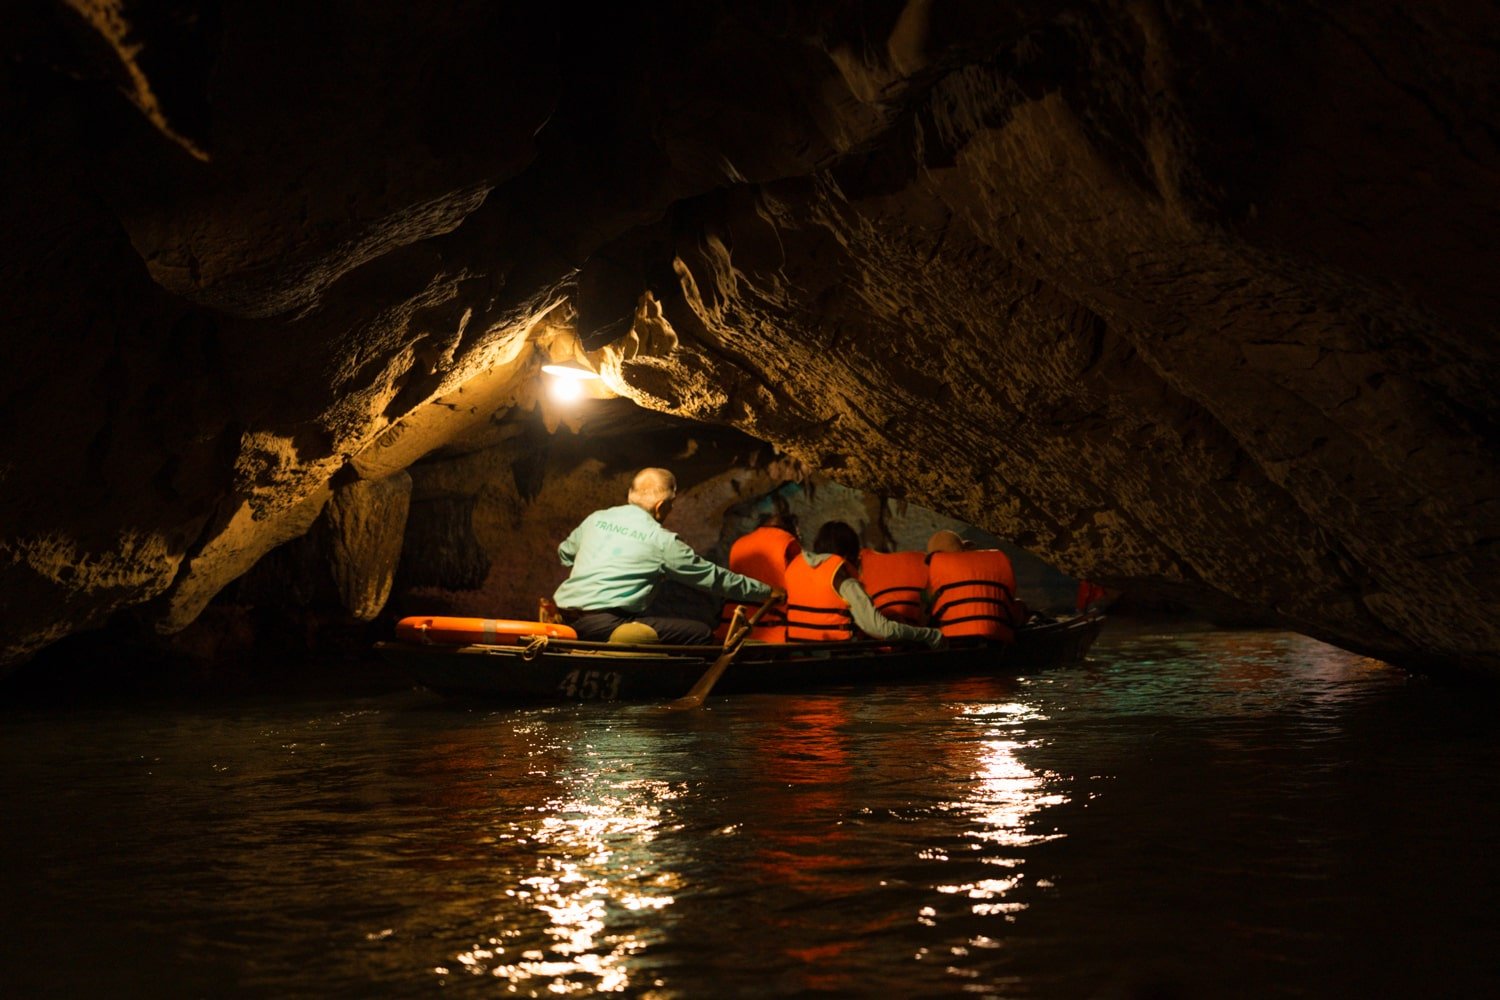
[444,775,683,992]
[2,624,1499,998]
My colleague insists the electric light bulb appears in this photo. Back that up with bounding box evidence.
[549,376,585,403]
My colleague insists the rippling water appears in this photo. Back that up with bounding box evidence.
[3,623,1498,998]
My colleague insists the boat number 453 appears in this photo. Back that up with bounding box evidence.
[557,669,623,701]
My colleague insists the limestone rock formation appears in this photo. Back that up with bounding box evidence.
[1,2,1495,677]
[325,471,411,621]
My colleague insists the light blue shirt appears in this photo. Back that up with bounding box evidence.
[554,503,772,613]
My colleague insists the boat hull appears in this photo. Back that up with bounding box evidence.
[374,615,1105,704]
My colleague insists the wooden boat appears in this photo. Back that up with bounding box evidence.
[374,614,1106,703]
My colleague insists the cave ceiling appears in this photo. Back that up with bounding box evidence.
[1,1,1496,676]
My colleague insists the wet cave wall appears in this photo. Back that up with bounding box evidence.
[1,2,1496,681]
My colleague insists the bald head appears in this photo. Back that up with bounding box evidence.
[926,529,966,555]
[628,468,677,519]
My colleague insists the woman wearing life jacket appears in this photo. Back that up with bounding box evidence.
[925,530,1028,643]
[785,521,947,649]
[715,512,801,642]
[858,548,929,626]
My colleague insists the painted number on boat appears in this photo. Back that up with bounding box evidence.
[558,668,622,701]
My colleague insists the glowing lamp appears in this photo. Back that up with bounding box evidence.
[541,360,600,404]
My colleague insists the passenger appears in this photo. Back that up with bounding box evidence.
[716,512,802,642]
[925,530,1029,643]
[785,520,946,649]
[858,547,929,626]
[553,468,779,644]
[1076,579,1108,614]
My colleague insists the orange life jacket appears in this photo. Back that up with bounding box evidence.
[858,549,929,626]
[927,549,1022,642]
[715,526,800,642]
[784,554,855,642]
[1076,579,1107,611]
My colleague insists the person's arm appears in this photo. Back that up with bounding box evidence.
[838,575,946,649]
[557,523,582,568]
[661,536,772,602]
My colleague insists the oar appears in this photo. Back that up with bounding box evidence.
[666,591,782,711]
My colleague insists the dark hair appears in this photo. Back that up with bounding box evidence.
[811,520,861,568]
[759,511,799,535]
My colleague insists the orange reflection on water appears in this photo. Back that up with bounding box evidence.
[751,699,858,897]
[749,698,904,992]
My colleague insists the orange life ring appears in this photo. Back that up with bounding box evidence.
[395,616,577,646]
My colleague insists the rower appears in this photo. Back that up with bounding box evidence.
[553,468,777,644]
[785,521,946,649]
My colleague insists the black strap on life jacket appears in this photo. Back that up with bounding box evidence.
[868,584,923,617]
[869,585,921,601]
[785,603,855,633]
[929,579,1020,627]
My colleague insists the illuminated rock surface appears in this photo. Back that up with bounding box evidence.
[1,3,1494,676]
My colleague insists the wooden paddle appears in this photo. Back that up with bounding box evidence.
[666,591,782,710]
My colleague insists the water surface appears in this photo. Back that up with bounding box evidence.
[3,623,1497,997]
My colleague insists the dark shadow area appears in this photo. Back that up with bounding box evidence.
[1,610,413,708]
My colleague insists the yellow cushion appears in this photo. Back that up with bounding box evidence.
[608,622,660,644]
